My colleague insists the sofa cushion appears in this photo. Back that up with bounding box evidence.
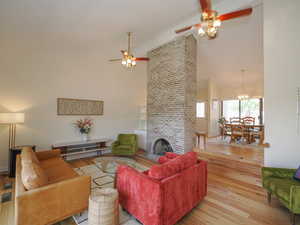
[165,152,179,159]
[21,147,40,165]
[265,177,300,202]
[149,152,197,180]
[117,145,133,150]
[39,157,66,169]
[21,162,48,190]
[40,158,78,184]
[180,152,198,169]
[294,166,300,181]
[158,156,170,164]
[119,134,136,145]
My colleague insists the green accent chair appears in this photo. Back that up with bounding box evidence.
[112,134,138,156]
[262,167,300,225]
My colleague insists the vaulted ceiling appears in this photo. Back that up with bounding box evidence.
[0,0,263,98]
[0,0,225,55]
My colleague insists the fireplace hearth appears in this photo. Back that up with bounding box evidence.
[153,138,173,155]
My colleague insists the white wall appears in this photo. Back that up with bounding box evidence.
[196,87,208,133]
[0,37,147,171]
[264,0,300,168]
[207,80,221,137]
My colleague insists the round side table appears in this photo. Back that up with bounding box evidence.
[88,188,119,225]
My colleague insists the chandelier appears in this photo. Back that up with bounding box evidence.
[198,11,222,39]
[238,69,249,100]
[121,51,136,68]
[238,94,249,100]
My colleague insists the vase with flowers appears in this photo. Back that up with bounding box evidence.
[75,118,93,141]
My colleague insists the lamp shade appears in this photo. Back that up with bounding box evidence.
[0,113,25,124]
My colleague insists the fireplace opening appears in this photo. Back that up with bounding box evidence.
[153,139,173,155]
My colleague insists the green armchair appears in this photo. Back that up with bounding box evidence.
[112,134,138,156]
[262,167,300,225]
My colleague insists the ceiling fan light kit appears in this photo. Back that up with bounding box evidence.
[121,52,137,68]
[198,10,221,39]
[238,69,249,101]
[109,32,149,69]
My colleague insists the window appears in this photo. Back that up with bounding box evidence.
[241,99,261,124]
[221,98,264,124]
[197,102,206,118]
[222,100,240,121]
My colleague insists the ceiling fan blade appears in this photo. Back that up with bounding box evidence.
[134,57,150,61]
[218,8,253,21]
[109,59,122,62]
[199,0,211,12]
[175,25,193,34]
[175,23,201,34]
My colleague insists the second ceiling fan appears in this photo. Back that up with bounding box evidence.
[109,32,149,68]
[175,0,253,39]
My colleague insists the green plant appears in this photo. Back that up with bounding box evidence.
[218,117,226,125]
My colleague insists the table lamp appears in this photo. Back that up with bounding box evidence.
[0,113,25,149]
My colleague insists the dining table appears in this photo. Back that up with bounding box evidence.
[224,123,265,145]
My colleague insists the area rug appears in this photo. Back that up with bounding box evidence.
[72,157,149,225]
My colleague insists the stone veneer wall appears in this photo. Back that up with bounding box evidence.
[147,35,197,154]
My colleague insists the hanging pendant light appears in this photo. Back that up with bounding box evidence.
[238,69,249,100]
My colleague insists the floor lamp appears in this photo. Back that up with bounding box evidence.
[0,113,25,149]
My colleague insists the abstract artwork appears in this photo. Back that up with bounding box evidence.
[57,98,104,116]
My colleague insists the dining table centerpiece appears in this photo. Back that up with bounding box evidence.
[75,118,93,141]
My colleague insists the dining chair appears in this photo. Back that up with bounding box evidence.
[220,124,232,140]
[230,125,254,144]
[230,117,243,124]
[230,125,244,143]
[243,117,256,125]
[250,126,265,145]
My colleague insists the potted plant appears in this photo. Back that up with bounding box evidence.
[75,118,93,141]
[218,117,227,126]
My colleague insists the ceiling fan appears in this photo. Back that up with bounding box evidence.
[109,32,149,68]
[175,0,253,39]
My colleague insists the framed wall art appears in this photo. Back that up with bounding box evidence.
[57,98,104,116]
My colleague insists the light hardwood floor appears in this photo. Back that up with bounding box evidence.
[0,153,294,225]
[201,137,264,165]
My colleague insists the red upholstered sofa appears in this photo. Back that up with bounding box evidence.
[116,152,207,225]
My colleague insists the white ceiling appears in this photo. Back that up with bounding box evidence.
[0,0,218,53]
[0,0,263,97]
[0,0,224,57]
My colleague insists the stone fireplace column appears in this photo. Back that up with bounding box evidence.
[147,35,197,154]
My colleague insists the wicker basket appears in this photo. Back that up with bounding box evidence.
[88,188,119,225]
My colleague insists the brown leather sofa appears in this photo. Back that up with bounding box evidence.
[15,148,91,225]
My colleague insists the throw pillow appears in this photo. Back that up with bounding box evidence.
[21,147,39,165]
[165,152,179,159]
[158,156,170,164]
[21,162,48,190]
[149,152,198,180]
[294,166,300,181]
